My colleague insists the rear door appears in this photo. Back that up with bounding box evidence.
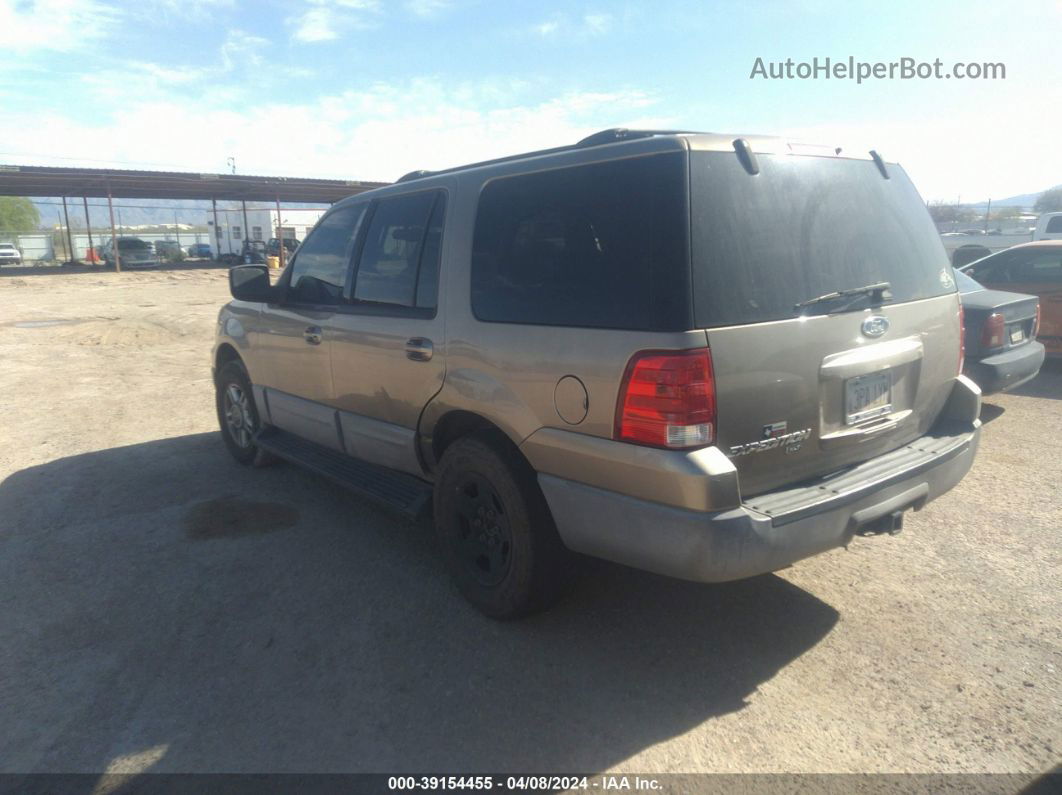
[329,188,448,475]
[689,149,960,496]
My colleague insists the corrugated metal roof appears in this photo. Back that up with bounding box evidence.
[0,164,388,203]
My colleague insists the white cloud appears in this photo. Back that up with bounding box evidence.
[582,12,612,34]
[532,11,614,38]
[405,0,452,17]
[781,111,1062,203]
[220,29,269,70]
[0,81,663,183]
[289,0,380,43]
[0,0,121,54]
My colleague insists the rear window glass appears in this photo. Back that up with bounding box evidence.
[471,153,690,331]
[690,153,954,326]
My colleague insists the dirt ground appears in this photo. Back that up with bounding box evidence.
[0,266,1059,779]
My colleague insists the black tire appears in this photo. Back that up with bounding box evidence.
[215,359,275,467]
[433,433,572,619]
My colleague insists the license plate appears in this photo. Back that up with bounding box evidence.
[845,371,893,425]
[1010,327,1025,344]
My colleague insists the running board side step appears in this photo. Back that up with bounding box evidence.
[256,429,433,520]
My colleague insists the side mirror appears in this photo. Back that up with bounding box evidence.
[229,265,275,302]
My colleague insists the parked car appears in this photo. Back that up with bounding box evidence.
[214,129,981,618]
[952,243,993,268]
[186,243,214,259]
[101,237,159,268]
[219,239,267,266]
[0,243,22,266]
[1033,212,1062,241]
[961,241,1062,357]
[267,237,299,257]
[955,269,1044,394]
[153,240,183,261]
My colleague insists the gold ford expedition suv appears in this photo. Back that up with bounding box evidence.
[213,129,982,618]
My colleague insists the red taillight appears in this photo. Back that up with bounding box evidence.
[615,348,716,449]
[1033,303,1041,339]
[958,304,966,374]
[980,312,1005,350]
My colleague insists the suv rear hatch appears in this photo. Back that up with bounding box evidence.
[689,146,960,496]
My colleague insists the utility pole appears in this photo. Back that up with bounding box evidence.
[983,198,992,234]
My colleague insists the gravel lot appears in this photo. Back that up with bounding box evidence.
[0,267,1059,779]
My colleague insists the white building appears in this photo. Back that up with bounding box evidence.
[210,206,327,257]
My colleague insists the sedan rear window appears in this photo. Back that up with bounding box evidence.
[690,152,954,327]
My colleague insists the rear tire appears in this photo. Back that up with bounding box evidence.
[215,360,275,467]
[433,433,572,619]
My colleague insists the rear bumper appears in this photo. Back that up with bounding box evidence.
[538,378,982,584]
[965,341,1045,394]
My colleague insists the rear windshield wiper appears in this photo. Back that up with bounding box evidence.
[794,281,891,312]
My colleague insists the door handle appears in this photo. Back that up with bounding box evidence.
[405,337,433,361]
[303,326,323,345]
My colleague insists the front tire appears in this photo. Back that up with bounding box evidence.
[433,434,571,619]
[215,360,275,467]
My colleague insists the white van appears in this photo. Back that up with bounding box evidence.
[1033,212,1062,240]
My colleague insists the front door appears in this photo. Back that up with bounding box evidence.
[330,188,449,475]
[255,202,367,450]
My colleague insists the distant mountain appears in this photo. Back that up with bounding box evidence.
[32,197,232,230]
[967,185,1061,211]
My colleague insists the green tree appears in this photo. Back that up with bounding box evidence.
[0,197,40,233]
[927,201,976,225]
[1034,187,1062,213]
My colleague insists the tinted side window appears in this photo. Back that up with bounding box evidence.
[1044,215,1062,233]
[471,153,690,331]
[354,192,442,308]
[1016,251,1062,282]
[289,204,364,305]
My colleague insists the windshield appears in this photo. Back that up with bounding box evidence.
[690,152,954,326]
[117,239,151,250]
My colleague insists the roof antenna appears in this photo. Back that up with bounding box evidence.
[732,138,759,175]
[869,150,890,179]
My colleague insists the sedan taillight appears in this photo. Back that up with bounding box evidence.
[980,312,1006,350]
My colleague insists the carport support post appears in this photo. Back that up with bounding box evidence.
[61,196,75,264]
[106,187,121,272]
[212,199,220,257]
[83,197,94,265]
[241,200,250,257]
[275,195,285,269]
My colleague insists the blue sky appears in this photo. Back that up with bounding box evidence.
[1,0,1060,201]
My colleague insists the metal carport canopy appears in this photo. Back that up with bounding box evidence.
[0,164,388,203]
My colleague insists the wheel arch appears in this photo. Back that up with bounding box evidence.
[214,343,243,378]
[427,410,531,474]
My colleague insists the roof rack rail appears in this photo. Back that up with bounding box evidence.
[395,128,703,183]
[574,128,702,148]
[396,169,434,183]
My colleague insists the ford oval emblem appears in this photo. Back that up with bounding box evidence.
[862,315,889,338]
